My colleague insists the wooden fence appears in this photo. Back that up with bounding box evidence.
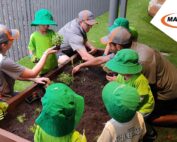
[0,0,109,61]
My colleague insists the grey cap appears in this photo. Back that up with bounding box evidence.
[101,27,132,45]
[0,24,19,44]
[78,10,97,25]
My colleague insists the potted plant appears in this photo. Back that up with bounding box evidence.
[51,33,63,50]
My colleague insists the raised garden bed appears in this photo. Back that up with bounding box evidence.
[0,50,110,142]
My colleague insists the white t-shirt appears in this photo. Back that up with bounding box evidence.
[97,112,146,142]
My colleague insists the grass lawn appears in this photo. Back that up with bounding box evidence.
[15,0,177,141]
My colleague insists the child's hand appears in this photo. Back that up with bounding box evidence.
[106,75,117,81]
[44,47,58,55]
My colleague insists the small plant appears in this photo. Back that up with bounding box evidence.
[16,113,26,123]
[29,124,37,134]
[52,33,63,46]
[34,107,41,115]
[57,73,74,85]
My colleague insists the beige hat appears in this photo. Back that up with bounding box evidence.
[101,27,131,45]
[78,10,97,25]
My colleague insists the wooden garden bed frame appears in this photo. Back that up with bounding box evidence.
[0,49,103,141]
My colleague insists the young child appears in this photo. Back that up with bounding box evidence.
[105,49,155,118]
[97,82,146,142]
[34,83,86,142]
[28,9,58,75]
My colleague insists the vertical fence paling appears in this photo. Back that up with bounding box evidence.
[0,0,109,61]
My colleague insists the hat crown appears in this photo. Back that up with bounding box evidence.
[78,10,94,21]
[114,17,129,29]
[34,9,53,21]
[35,83,84,137]
[102,82,140,123]
[42,84,76,117]
[115,49,139,65]
[109,27,131,45]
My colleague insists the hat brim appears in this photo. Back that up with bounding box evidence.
[74,93,84,127]
[108,25,116,32]
[105,58,142,74]
[100,35,109,45]
[85,19,98,25]
[31,20,57,26]
[11,29,20,40]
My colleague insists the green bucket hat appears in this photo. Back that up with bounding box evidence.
[106,49,142,74]
[35,83,84,137]
[31,9,57,26]
[102,82,140,123]
[108,17,129,32]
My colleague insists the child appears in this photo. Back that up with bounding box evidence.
[97,82,146,142]
[34,83,86,142]
[105,49,155,118]
[28,9,58,75]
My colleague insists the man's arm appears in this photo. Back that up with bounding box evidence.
[85,41,97,54]
[76,48,95,61]
[72,55,111,74]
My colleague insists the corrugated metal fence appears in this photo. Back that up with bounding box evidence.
[0,0,109,61]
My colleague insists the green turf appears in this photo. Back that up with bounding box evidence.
[14,56,35,92]
[87,0,177,66]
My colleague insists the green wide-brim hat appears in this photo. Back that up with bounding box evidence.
[102,81,140,122]
[35,83,84,137]
[105,49,142,74]
[31,9,57,26]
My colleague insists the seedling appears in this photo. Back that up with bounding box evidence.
[57,73,74,85]
[17,113,26,123]
[29,124,37,134]
[52,33,63,50]
[34,107,41,115]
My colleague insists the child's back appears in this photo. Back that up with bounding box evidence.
[98,82,146,142]
[34,83,86,142]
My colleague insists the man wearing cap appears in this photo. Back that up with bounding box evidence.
[72,26,177,125]
[0,24,56,98]
[98,82,146,142]
[57,10,97,64]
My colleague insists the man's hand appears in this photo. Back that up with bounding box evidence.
[106,75,117,82]
[72,65,81,75]
[89,47,97,54]
[33,77,51,86]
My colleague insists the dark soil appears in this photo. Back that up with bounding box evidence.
[0,66,110,142]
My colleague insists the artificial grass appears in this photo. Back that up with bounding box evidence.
[88,0,177,66]
[14,56,35,91]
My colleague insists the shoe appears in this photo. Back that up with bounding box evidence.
[143,127,157,142]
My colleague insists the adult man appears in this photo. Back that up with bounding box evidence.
[0,24,55,98]
[72,27,177,125]
[58,10,97,64]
